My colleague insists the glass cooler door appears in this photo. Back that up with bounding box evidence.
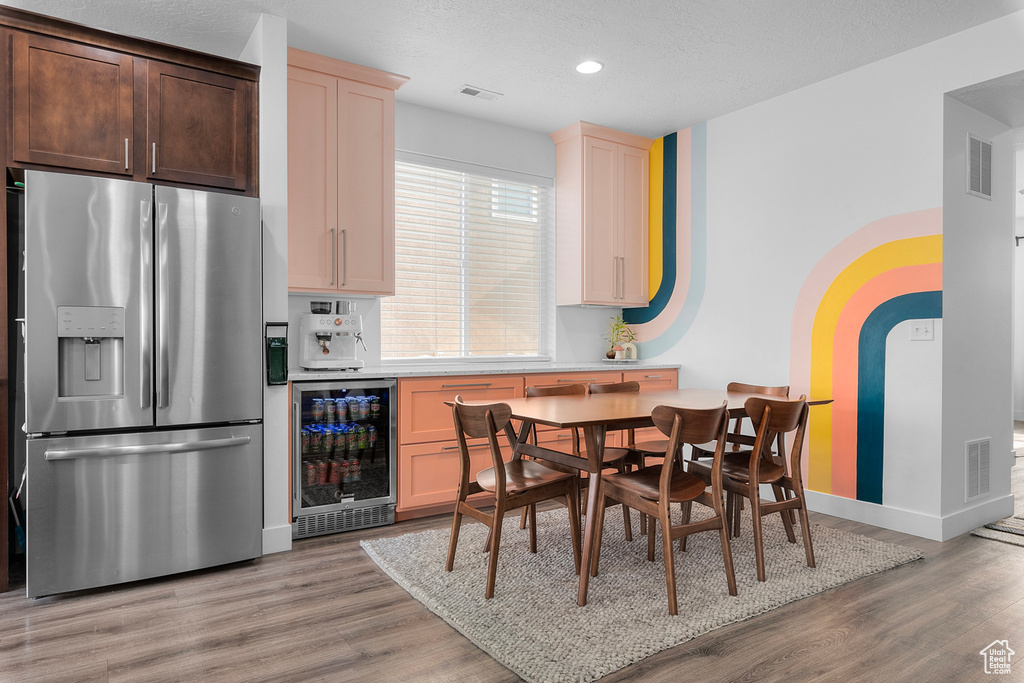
[292,380,395,516]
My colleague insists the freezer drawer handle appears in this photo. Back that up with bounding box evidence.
[44,435,252,461]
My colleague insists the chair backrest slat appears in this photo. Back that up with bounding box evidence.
[588,381,640,395]
[526,383,586,397]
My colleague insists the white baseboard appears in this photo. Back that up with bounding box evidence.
[262,524,293,555]
[805,490,1015,541]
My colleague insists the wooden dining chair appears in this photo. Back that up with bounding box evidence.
[591,402,737,615]
[690,382,790,535]
[692,395,815,582]
[588,381,666,467]
[445,397,582,599]
[518,384,636,539]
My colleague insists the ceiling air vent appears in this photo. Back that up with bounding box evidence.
[967,134,992,199]
[458,84,502,101]
[965,438,991,501]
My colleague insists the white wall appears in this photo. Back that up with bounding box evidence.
[941,97,1016,536]
[241,14,292,555]
[656,11,1024,539]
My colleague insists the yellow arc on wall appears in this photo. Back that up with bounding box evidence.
[808,234,943,492]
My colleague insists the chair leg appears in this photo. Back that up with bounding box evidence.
[485,503,504,599]
[528,503,538,553]
[445,502,465,571]
[592,480,608,577]
[716,507,738,596]
[618,464,633,542]
[795,493,816,569]
[566,487,582,575]
[749,493,767,582]
[679,501,692,551]
[660,509,678,616]
[520,505,529,530]
[647,516,657,562]
[773,485,797,543]
[732,493,742,537]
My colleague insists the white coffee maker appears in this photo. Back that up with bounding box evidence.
[298,300,366,370]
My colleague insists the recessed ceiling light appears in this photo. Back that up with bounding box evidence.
[576,61,603,74]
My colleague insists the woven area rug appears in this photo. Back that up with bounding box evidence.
[971,515,1024,547]
[361,508,922,683]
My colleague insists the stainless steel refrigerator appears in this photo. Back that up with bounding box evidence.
[18,170,263,598]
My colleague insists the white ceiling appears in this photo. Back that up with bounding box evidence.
[5,0,1024,139]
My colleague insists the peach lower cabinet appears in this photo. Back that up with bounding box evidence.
[394,368,678,521]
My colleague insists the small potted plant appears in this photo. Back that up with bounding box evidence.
[604,315,637,359]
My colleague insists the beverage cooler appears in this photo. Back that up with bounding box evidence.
[291,379,396,538]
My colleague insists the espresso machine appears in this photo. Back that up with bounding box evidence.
[299,300,366,370]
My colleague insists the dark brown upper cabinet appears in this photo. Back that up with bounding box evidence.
[5,7,258,195]
[12,32,135,176]
[143,60,251,192]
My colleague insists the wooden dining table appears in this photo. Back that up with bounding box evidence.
[491,388,830,607]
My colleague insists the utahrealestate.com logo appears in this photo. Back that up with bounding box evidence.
[980,640,1015,675]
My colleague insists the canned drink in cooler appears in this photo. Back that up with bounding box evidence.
[316,458,329,485]
[304,461,316,487]
[328,458,341,485]
[322,425,334,454]
[308,426,324,454]
[311,398,325,422]
[334,398,347,422]
[346,396,359,419]
[351,456,361,482]
[325,397,336,422]
[370,395,381,418]
[357,425,369,449]
[357,398,370,420]
[340,458,350,483]
[367,424,377,448]
[346,423,358,450]
[301,428,311,454]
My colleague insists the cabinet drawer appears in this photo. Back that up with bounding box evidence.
[397,438,510,512]
[525,371,622,392]
[623,368,678,391]
[398,375,523,445]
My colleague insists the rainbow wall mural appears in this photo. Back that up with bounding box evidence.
[790,210,942,505]
[622,125,706,350]
[627,126,942,508]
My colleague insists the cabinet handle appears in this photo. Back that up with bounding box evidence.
[441,382,493,388]
[560,378,596,383]
[442,443,488,451]
[330,228,337,285]
[124,138,129,171]
[152,142,157,174]
[341,229,348,286]
[614,255,622,299]
[644,375,662,379]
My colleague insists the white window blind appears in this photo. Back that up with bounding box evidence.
[382,154,552,360]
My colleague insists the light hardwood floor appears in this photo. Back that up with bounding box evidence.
[1,488,1021,682]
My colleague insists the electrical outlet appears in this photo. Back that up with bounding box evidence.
[910,319,934,341]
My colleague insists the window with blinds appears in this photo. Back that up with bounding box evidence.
[381,154,552,360]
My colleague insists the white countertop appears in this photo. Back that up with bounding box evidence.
[288,361,680,382]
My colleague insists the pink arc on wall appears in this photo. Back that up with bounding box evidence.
[790,209,942,504]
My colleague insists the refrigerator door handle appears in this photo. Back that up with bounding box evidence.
[156,201,170,409]
[44,435,252,461]
[140,199,153,410]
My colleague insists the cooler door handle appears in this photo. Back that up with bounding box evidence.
[44,436,251,461]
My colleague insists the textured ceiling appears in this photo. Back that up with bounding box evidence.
[4,0,1024,138]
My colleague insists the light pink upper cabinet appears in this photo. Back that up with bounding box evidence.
[551,122,652,307]
[287,49,407,295]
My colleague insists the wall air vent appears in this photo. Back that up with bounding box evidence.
[965,438,991,501]
[967,134,992,199]
[458,84,502,101]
